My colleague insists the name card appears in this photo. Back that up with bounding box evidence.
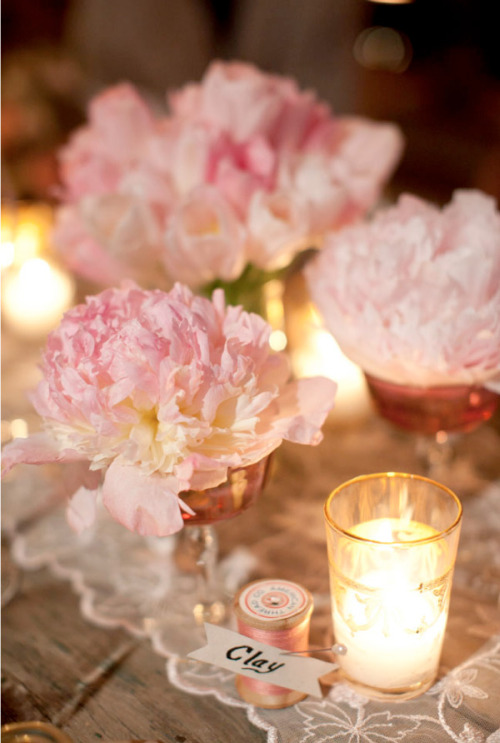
[188,623,338,698]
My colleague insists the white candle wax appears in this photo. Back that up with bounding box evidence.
[333,518,449,692]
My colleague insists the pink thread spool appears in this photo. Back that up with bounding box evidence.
[233,578,314,709]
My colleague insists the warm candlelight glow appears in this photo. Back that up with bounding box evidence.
[1,417,29,445]
[332,518,447,694]
[289,303,370,422]
[1,209,16,269]
[2,257,75,337]
[325,474,462,700]
[10,418,29,439]
[269,329,288,352]
[1,203,75,337]
[1,240,15,270]
[1,202,54,269]
[263,279,288,351]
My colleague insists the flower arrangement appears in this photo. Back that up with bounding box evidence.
[52,60,404,293]
[305,189,500,389]
[2,283,337,536]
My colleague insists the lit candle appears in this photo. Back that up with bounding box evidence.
[2,257,75,337]
[325,474,462,701]
[1,201,54,268]
[332,518,447,692]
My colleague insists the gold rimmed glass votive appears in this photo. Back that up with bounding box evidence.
[324,472,462,701]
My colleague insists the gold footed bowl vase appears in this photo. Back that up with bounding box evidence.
[364,373,499,490]
[150,456,271,655]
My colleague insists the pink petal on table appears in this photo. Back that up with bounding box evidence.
[1,432,86,477]
[102,459,185,537]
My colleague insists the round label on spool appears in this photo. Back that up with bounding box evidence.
[238,579,309,622]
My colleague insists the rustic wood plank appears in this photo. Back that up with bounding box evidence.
[1,562,267,741]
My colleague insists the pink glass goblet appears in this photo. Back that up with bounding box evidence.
[364,374,499,479]
[172,456,271,625]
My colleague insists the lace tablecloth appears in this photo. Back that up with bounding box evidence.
[3,455,500,743]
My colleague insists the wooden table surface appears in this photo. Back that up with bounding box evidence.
[2,331,500,742]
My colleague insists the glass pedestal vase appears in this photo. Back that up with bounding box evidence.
[364,373,499,489]
[150,457,271,655]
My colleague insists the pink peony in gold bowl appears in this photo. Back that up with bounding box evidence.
[2,283,337,536]
[306,189,500,434]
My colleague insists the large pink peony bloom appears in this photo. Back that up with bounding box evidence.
[54,83,175,288]
[59,83,158,201]
[306,189,500,388]
[2,283,337,536]
[169,59,330,149]
[54,61,404,289]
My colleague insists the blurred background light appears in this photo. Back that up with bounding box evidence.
[1,240,16,270]
[354,25,413,72]
[286,299,371,425]
[2,257,75,337]
[269,329,288,352]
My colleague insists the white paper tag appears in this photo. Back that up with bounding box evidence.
[188,623,337,698]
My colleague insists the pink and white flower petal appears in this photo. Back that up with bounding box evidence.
[1,432,87,477]
[163,187,247,287]
[101,459,187,537]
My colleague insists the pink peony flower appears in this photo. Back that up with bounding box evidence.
[277,117,404,235]
[246,190,311,270]
[2,283,337,537]
[306,189,500,388]
[54,61,404,290]
[59,83,158,202]
[53,194,171,290]
[169,60,301,145]
[163,186,247,287]
[52,205,129,286]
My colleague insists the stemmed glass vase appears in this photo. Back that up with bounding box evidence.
[168,456,271,628]
[364,374,499,481]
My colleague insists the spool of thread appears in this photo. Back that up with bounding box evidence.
[233,578,314,709]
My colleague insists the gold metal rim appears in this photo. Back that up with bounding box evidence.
[1,721,74,743]
[324,471,463,545]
